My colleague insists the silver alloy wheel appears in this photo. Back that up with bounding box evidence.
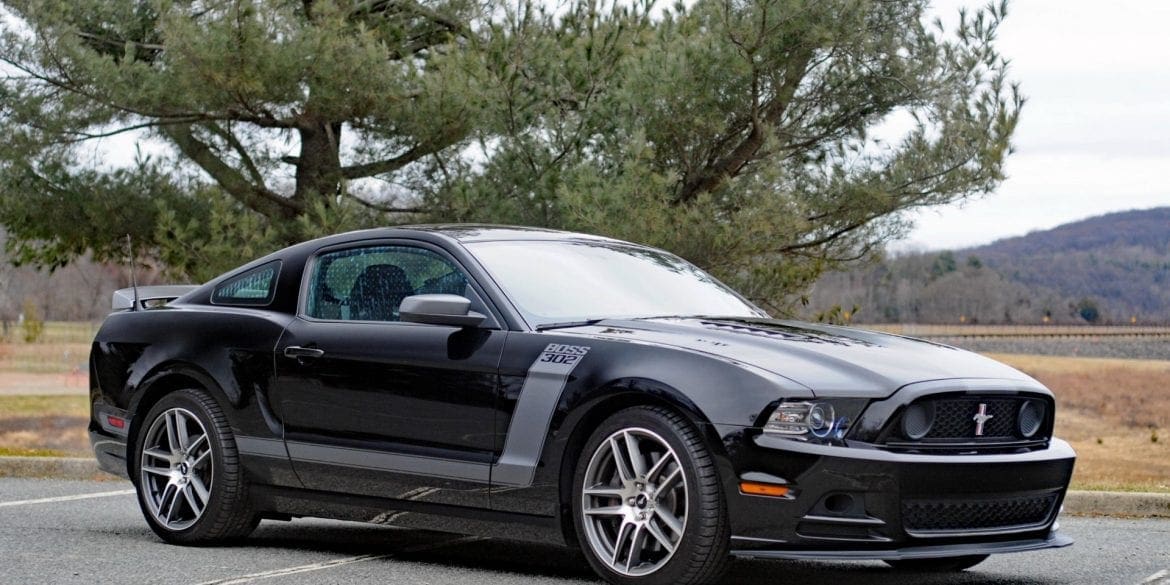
[139,407,214,531]
[580,427,688,577]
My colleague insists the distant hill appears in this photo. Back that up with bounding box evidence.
[969,207,1170,317]
[970,207,1170,258]
[803,207,1170,324]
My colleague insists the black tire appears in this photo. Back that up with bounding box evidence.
[572,406,730,585]
[884,554,990,572]
[133,388,257,544]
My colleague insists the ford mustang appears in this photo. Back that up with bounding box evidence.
[89,225,1075,584]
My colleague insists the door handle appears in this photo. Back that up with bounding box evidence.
[283,346,325,359]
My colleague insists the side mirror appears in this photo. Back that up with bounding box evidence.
[399,294,486,328]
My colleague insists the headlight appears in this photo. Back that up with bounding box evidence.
[763,399,868,444]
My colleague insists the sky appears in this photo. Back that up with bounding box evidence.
[896,0,1170,251]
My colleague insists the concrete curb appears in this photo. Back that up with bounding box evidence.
[0,456,110,481]
[1063,490,1170,518]
[1,457,1169,518]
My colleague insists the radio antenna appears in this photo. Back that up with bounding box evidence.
[125,234,140,312]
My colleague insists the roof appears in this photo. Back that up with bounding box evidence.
[400,224,622,244]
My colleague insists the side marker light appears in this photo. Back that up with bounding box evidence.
[739,481,790,498]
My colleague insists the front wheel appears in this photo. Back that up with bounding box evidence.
[572,406,730,585]
[884,554,990,572]
[134,388,257,544]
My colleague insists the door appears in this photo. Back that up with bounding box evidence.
[273,242,505,508]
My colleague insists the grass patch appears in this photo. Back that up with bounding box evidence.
[0,342,91,375]
[0,321,98,376]
[0,446,69,457]
[0,396,91,457]
[4,321,100,344]
[0,395,88,418]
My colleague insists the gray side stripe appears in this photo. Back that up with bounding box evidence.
[236,436,289,459]
[286,442,491,483]
[491,344,589,487]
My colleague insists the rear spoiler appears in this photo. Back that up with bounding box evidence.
[112,285,199,311]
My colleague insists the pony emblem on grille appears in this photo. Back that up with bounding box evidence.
[973,403,994,436]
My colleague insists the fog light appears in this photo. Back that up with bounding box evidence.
[902,402,935,440]
[1019,400,1045,438]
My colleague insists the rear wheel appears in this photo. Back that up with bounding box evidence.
[884,554,990,572]
[572,406,729,585]
[134,388,257,544]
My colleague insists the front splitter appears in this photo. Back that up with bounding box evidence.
[730,531,1073,561]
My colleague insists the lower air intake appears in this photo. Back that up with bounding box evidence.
[902,492,1060,536]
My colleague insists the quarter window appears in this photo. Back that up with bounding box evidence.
[306,245,474,322]
[211,261,281,306]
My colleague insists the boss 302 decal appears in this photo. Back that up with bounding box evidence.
[492,343,591,486]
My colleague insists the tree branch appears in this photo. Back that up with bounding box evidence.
[352,0,470,36]
[340,146,424,179]
[674,47,815,204]
[40,118,200,144]
[347,193,426,213]
[161,124,301,218]
[203,123,268,186]
[340,126,463,179]
[75,31,165,53]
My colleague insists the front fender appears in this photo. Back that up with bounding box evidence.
[491,332,810,521]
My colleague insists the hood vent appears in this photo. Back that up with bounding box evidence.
[699,320,848,345]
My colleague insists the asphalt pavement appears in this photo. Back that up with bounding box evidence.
[2,478,1168,585]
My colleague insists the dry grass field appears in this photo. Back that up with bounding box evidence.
[0,322,97,456]
[987,354,1170,493]
[0,395,88,457]
[1,323,1168,492]
[0,321,93,393]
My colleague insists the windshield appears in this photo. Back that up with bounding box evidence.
[467,240,765,327]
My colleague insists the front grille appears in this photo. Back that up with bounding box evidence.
[902,492,1059,536]
[927,398,1017,439]
[883,395,1052,450]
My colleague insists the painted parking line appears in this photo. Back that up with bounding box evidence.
[1141,569,1170,585]
[0,489,136,508]
[193,554,388,585]
[193,535,486,585]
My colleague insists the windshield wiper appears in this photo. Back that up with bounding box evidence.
[534,319,606,331]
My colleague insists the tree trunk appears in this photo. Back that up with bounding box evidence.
[294,120,343,207]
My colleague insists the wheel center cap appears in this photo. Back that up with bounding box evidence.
[635,494,648,509]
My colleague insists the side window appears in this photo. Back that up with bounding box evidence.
[306,245,474,322]
[212,261,281,306]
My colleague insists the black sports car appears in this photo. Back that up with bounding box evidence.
[89,225,1075,584]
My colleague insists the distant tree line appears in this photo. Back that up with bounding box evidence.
[804,247,1170,325]
[0,231,124,325]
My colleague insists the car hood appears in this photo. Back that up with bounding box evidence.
[562,317,1040,398]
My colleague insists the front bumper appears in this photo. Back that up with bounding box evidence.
[714,424,1076,557]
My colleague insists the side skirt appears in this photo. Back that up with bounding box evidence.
[250,484,566,545]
